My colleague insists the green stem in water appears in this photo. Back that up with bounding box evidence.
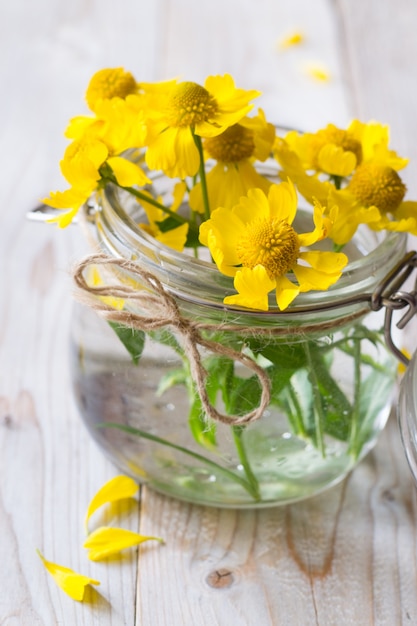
[348,338,362,458]
[99,422,261,501]
[285,385,308,438]
[192,132,211,220]
[304,342,326,457]
[232,425,261,501]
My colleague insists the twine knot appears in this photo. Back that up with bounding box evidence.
[73,253,271,426]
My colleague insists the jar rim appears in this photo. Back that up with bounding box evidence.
[95,179,408,320]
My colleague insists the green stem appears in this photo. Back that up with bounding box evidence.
[114,182,189,224]
[348,338,362,457]
[232,426,261,501]
[304,342,326,456]
[192,132,211,220]
[100,422,261,500]
[285,385,308,437]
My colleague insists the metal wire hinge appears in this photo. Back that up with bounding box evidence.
[371,251,417,367]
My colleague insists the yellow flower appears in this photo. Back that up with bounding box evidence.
[274,121,417,243]
[199,181,347,310]
[85,67,139,111]
[37,550,100,602]
[83,527,164,561]
[43,124,150,226]
[189,110,275,212]
[84,475,139,532]
[347,119,409,170]
[279,124,363,177]
[145,74,260,178]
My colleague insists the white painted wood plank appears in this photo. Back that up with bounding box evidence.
[137,418,417,626]
[1,0,417,624]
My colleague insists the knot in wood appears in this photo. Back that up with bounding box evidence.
[206,568,235,589]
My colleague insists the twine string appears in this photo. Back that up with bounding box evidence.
[73,253,271,426]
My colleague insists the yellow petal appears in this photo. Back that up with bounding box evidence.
[46,206,80,228]
[293,262,343,291]
[83,527,164,561]
[224,265,275,311]
[171,181,187,212]
[267,179,298,223]
[317,144,357,177]
[275,275,300,310]
[155,223,189,252]
[84,475,139,531]
[278,31,304,49]
[299,250,348,272]
[107,156,151,187]
[234,187,270,224]
[37,550,100,602]
[304,62,330,82]
[42,188,89,211]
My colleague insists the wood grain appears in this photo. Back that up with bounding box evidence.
[1,0,417,624]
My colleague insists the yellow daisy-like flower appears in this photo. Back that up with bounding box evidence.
[145,74,261,179]
[43,106,151,227]
[199,181,347,311]
[280,124,363,178]
[274,121,417,243]
[189,109,276,212]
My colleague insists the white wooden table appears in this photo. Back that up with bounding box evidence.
[2,1,417,624]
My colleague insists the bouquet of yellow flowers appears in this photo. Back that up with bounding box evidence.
[43,67,417,506]
[43,67,417,312]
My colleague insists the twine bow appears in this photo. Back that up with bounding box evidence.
[73,253,271,426]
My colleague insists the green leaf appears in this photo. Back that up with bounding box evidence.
[225,375,262,416]
[350,367,396,457]
[155,216,183,233]
[109,322,145,365]
[307,348,352,441]
[188,394,217,449]
[157,368,188,395]
[246,338,308,370]
[186,356,234,450]
[148,329,183,355]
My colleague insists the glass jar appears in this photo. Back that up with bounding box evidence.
[70,180,409,508]
[399,350,417,480]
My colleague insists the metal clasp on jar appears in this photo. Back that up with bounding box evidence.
[371,251,417,366]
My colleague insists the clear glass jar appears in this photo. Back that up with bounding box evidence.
[70,181,408,508]
[399,350,417,480]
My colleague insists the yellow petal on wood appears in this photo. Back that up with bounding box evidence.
[278,31,304,49]
[84,475,139,532]
[83,526,164,561]
[303,62,331,82]
[37,550,100,602]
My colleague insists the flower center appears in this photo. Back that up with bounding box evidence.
[204,124,255,162]
[311,125,363,167]
[237,218,300,278]
[348,163,406,213]
[86,68,137,109]
[167,81,218,127]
